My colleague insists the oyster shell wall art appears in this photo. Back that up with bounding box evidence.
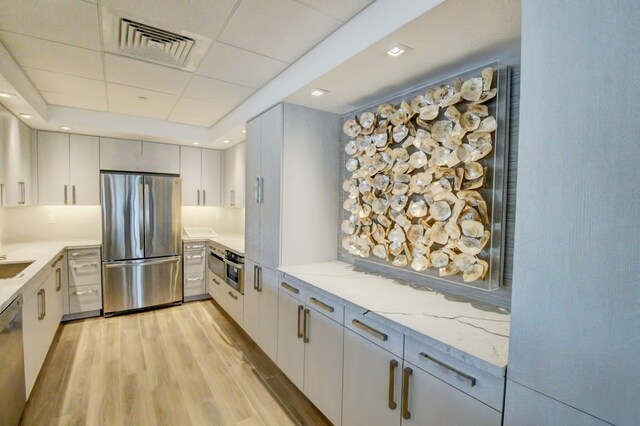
[339,63,509,290]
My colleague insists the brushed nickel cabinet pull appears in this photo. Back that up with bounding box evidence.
[37,289,45,320]
[228,291,238,300]
[352,319,388,342]
[309,297,334,313]
[197,189,200,205]
[388,360,398,410]
[213,278,221,285]
[72,262,99,269]
[281,282,299,294]
[419,352,477,386]
[73,289,98,296]
[303,308,310,343]
[203,190,206,205]
[230,189,235,206]
[253,265,258,290]
[402,367,412,420]
[64,184,68,205]
[18,182,26,204]
[72,185,76,204]
[186,254,203,259]
[185,276,203,282]
[297,305,304,338]
[55,268,62,292]
[257,266,263,293]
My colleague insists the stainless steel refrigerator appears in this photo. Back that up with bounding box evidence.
[101,173,182,315]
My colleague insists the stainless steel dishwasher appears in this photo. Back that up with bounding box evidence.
[0,295,25,426]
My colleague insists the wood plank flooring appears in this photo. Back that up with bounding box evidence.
[20,300,331,426]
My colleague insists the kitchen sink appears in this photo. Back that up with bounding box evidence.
[0,261,34,279]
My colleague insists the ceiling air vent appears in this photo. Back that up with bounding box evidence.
[118,19,195,67]
[101,9,212,72]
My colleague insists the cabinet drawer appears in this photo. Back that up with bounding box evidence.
[279,279,305,303]
[184,273,207,297]
[184,241,207,251]
[345,309,404,357]
[68,259,101,287]
[68,247,101,259]
[225,287,244,327]
[404,336,505,411]
[306,290,344,325]
[69,285,102,314]
[184,251,206,272]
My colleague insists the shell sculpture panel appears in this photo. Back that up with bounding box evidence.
[341,67,497,283]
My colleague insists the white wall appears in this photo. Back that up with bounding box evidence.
[0,205,244,243]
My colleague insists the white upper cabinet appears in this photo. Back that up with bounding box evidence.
[201,148,222,206]
[223,142,246,208]
[38,132,100,205]
[142,142,180,174]
[179,146,223,206]
[1,108,33,207]
[245,103,339,269]
[100,137,142,171]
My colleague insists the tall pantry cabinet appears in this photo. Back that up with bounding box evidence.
[243,103,340,361]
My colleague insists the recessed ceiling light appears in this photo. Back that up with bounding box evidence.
[386,43,411,57]
[193,142,200,145]
[61,126,72,130]
[19,113,32,118]
[137,96,148,101]
[0,92,14,99]
[223,140,231,144]
[311,89,328,97]
[241,129,246,134]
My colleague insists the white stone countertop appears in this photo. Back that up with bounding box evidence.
[279,260,510,377]
[182,234,245,255]
[0,240,102,312]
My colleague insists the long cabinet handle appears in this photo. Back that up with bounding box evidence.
[197,189,201,206]
[185,276,203,282]
[18,182,26,205]
[255,178,260,204]
[72,262,99,269]
[73,289,98,296]
[388,360,398,410]
[212,277,222,285]
[402,367,412,420]
[64,184,68,205]
[230,189,235,207]
[257,266,262,292]
[253,265,259,290]
[228,291,238,300]
[71,251,99,258]
[55,268,62,292]
[352,319,388,342]
[303,308,310,343]
[281,282,299,294]
[186,254,204,259]
[72,185,76,205]
[419,352,477,387]
[309,297,334,313]
[297,305,304,338]
[37,289,45,320]
[203,190,206,205]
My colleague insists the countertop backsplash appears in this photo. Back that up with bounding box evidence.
[0,205,245,244]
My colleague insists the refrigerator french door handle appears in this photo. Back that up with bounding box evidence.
[104,257,180,268]
[139,182,145,254]
[144,183,150,253]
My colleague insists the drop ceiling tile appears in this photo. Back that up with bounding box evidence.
[168,98,232,127]
[105,54,192,95]
[0,32,104,80]
[100,0,238,39]
[107,83,178,120]
[196,42,288,89]
[295,0,373,21]
[183,76,254,106]
[0,0,101,50]
[219,0,342,63]
[41,91,107,111]
[24,68,105,99]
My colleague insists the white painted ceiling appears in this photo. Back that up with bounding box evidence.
[0,0,520,149]
[0,0,372,142]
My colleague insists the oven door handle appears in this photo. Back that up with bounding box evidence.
[224,258,244,270]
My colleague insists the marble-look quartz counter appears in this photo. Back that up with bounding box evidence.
[0,240,102,312]
[279,260,510,377]
[182,234,244,255]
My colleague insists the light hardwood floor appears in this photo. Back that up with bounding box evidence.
[20,300,331,426]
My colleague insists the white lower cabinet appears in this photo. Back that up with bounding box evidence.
[401,361,501,426]
[208,270,226,304]
[66,248,102,315]
[223,286,243,326]
[277,282,306,389]
[183,242,208,299]
[243,260,279,361]
[23,258,64,397]
[303,301,344,426]
[343,327,403,426]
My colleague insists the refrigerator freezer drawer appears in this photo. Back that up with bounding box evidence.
[103,256,182,314]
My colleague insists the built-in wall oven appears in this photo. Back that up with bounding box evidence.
[224,251,244,294]
[208,245,226,281]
